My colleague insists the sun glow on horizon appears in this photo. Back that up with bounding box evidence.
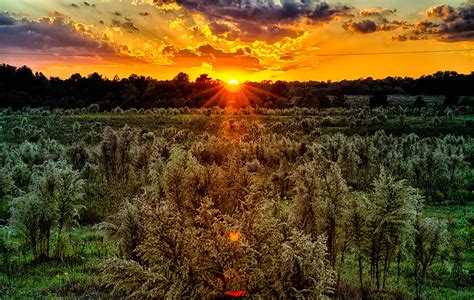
[226,79,241,93]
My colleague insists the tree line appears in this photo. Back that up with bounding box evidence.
[1,64,473,110]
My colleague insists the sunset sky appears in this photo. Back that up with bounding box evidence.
[0,0,473,81]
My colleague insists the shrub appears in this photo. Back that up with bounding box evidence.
[102,196,334,298]
[445,109,454,120]
[333,95,349,108]
[12,127,21,137]
[400,114,406,125]
[245,159,260,172]
[10,161,84,260]
[72,121,81,133]
[413,96,426,109]
[87,104,100,113]
[112,106,124,114]
[369,94,388,108]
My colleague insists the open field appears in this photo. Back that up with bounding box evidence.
[0,100,473,299]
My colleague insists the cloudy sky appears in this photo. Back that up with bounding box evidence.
[0,0,473,81]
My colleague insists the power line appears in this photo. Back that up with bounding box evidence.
[0,49,473,58]
[315,49,474,56]
[0,52,121,57]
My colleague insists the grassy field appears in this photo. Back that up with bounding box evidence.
[1,109,473,145]
[0,102,472,298]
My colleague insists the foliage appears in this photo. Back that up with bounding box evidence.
[1,64,473,110]
[9,161,84,260]
[0,104,472,298]
[414,96,426,109]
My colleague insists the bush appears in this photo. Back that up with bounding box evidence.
[87,104,100,113]
[369,94,388,108]
[413,96,426,109]
[72,121,81,133]
[102,196,334,298]
[446,109,454,120]
[112,106,124,114]
[333,95,349,108]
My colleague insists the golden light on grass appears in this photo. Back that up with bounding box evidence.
[228,231,240,242]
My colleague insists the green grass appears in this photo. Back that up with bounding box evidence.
[1,259,106,298]
[1,112,473,145]
[0,227,114,298]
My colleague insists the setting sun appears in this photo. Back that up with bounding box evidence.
[226,79,241,93]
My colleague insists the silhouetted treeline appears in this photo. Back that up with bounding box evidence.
[0,64,473,110]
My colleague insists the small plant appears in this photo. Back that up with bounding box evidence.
[112,107,124,114]
[413,96,426,109]
[445,109,454,120]
[320,116,333,127]
[245,159,260,172]
[400,114,406,125]
[72,122,81,134]
[87,104,100,113]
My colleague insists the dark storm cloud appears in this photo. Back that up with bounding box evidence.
[207,19,301,43]
[0,13,114,53]
[343,19,377,33]
[395,1,474,42]
[111,18,139,32]
[0,12,15,25]
[358,8,396,17]
[226,20,301,43]
[162,45,199,57]
[209,21,232,35]
[157,0,352,43]
[174,0,352,24]
[343,19,408,34]
[426,4,456,22]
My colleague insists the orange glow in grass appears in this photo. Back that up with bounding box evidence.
[225,290,246,297]
[228,231,240,242]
